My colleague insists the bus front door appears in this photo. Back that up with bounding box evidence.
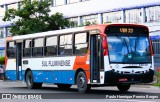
[16,43,22,80]
[90,35,102,83]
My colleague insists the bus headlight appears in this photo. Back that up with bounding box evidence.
[150,66,152,69]
[110,66,112,69]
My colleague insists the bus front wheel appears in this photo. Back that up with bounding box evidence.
[76,71,91,93]
[26,71,42,89]
[117,84,130,92]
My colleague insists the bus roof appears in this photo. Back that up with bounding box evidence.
[9,24,148,41]
[12,26,85,41]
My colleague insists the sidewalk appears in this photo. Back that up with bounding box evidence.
[154,55,160,69]
[132,84,160,89]
[133,85,150,88]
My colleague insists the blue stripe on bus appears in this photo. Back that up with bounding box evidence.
[32,70,76,84]
[5,70,76,84]
[5,70,25,81]
[5,70,17,81]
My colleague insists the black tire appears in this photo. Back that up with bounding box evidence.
[57,84,72,89]
[117,84,130,92]
[76,71,91,93]
[26,71,42,89]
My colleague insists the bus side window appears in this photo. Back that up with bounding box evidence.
[59,34,72,56]
[45,36,57,56]
[23,39,31,57]
[32,38,44,57]
[74,32,88,55]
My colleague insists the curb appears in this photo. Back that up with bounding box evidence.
[150,86,160,89]
[132,85,151,88]
[132,84,160,89]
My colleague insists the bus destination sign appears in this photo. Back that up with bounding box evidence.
[120,28,133,33]
[106,26,148,34]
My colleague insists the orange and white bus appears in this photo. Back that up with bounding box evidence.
[5,24,154,93]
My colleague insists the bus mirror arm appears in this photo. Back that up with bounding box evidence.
[101,34,108,55]
[100,33,106,37]
[101,34,107,49]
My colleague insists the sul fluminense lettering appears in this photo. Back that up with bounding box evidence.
[42,60,71,67]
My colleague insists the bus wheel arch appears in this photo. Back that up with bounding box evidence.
[75,68,91,93]
[25,68,31,81]
[75,68,85,84]
[25,69,42,89]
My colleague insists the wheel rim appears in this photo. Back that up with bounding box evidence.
[78,75,85,88]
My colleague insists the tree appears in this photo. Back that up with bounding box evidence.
[0,57,5,65]
[3,0,70,35]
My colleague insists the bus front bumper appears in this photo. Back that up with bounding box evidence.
[104,69,154,85]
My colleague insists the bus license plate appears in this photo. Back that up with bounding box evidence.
[119,78,128,82]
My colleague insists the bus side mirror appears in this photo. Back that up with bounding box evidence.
[102,36,107,49]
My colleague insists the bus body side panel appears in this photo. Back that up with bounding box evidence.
[73,55,90,83]
[85,25,108,84]
[99,56,111,84]
[61,70,76,84]
[22,57,77,84]
[5,59,17,80]
[29,70,76,84]
[100,72,105,84]
[104,56,111,72]
[5,37,16,80]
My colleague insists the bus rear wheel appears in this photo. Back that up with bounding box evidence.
[57,84,72,89]
[76,71,91,93]
[117,84,130,92]
[26,71,42,89]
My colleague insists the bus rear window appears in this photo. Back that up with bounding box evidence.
[7,41,16,58]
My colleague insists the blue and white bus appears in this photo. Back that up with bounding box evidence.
[5,24,154,93]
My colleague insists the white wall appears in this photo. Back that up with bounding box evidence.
[50,0,160,17]
[0,38,5,47]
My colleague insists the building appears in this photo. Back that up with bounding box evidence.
[0,0,160,57]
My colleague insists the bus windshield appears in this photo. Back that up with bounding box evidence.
[107,34,151,64]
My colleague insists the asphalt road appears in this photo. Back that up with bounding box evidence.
[0,81,160,102]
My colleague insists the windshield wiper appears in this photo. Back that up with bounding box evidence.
[127,36,133,53]
[115,35,129,53]
[123,38,130,54]
[135,36,140,53]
